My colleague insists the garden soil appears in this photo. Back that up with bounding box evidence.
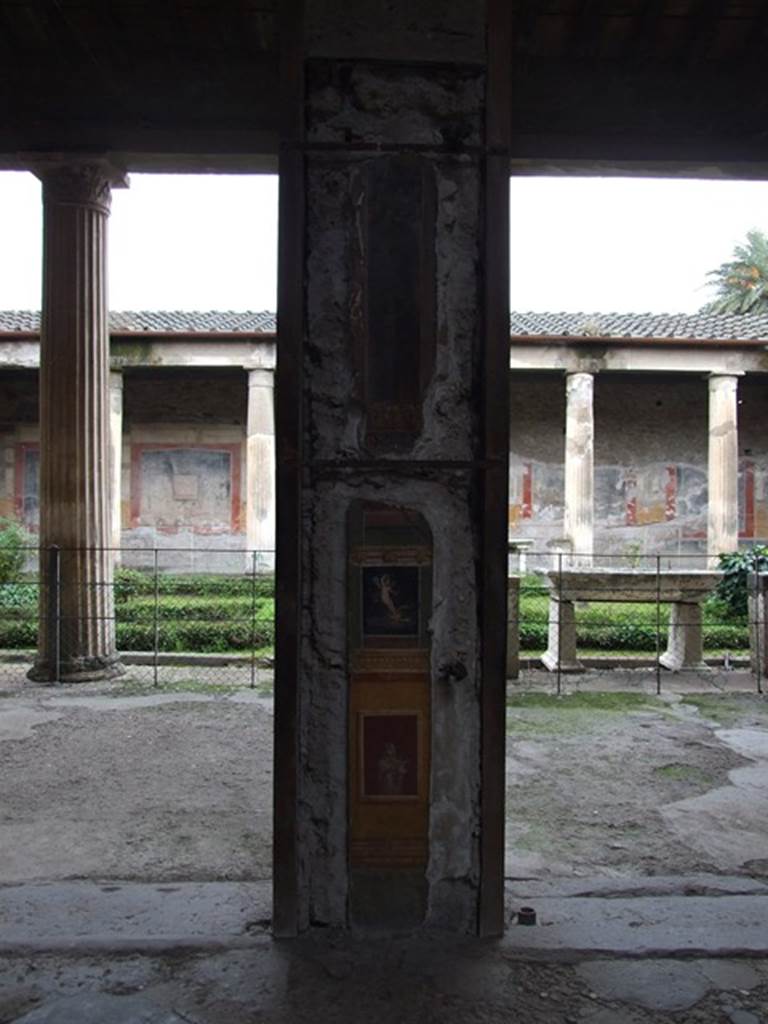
[0,670,766,885]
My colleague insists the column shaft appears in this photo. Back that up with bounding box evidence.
[110,371,124,554]
[563,371,594,565]
[246,369,276,564]
[707,373,740,565]
[29,160,127,682]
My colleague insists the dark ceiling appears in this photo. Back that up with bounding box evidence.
[1,1,767,172]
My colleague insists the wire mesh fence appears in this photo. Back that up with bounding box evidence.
[0,543,765,694]
[0,546,275,691]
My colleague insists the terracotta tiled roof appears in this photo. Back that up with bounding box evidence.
[0,310,277,333]
[1,309,768,341]
[508,310,768,340]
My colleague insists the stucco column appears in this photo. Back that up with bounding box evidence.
[28,159,127,682]
[707,373,740,566]
[563,371,594,566]
[246,368,276,565]
[109,370,124,554]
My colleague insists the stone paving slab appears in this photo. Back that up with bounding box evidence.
[11,993,190,1024]
[502,894,768,958]
[506,873,768,899]
[0,881,271,953]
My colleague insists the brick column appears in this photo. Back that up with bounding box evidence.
[28,159,127,682]
[707,373,740,566]
[246,368,276,566]
[563,371,594,566]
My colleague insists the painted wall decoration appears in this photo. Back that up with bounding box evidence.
[14,444,39,529]
[130,444,241,534]
[360,712,421,799]
[348,502,432,918]
[362,566,420,639]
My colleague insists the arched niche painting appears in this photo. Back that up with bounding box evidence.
[347,501,433,926]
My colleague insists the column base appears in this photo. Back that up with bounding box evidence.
[658,654,711,673]
[541,651,585,673]
[27,654,126,684]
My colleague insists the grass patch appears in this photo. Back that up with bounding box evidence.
[107,678,259,698]
[680,693,768,726]
[654,761,714,784]
[507,692,659,712]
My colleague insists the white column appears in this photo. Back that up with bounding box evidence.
[563,371,594,566]
[707,373,740,566]
[246,368,276,567]
[109,371,123,554]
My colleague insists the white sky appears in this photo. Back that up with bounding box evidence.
[0,170,767,313]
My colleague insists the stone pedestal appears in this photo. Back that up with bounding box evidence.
[659,603,708,672]
[507,576,520,680]
[109,371,124,555]
[28,159,127,683]
[563,371,594,566]
[748,572,768,680]
[707,373,740,567]
[541,598,584,673]
[246,369,276,567]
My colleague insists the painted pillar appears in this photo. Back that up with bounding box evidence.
[563,371,594,565]
[707,373,740,566]
[109,370,124,555]
[274,1,511,936]
[28,159,127,683]
[246,368,276,565]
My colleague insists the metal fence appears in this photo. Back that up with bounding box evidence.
[0,544,763,695]
[509,550,763,695]
[0,546,275,690]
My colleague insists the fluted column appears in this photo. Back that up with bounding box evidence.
[707,373,741,567]
[110,371,124,555]
[563,371,594,566]
[246,368,276,566]
[28,159,128,682]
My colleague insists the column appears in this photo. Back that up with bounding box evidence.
[707,373,740,566]
[563,371,594,566]
[109,371,123,555]
[246,368,276,568]
[28,158,127,683]
[275,1,511,936]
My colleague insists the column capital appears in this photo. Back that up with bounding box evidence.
[26,156,128,214]
[248,367,274,389]
[708,371,744,384]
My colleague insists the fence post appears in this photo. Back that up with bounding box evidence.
[46,545,61,684]
[250,549,258,689]
[556,551,563,696]
[152,548,159,688]
[655,554,662,695]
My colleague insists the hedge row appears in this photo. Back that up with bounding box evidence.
[519,621,749,652]
[0,618,274,652]
[117,595,274,623]
[114,569,274,602]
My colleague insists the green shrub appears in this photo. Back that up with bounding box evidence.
[113,568,274,604]
[715,546,768,619]
[0,518,31,585]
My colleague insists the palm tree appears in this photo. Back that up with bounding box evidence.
[703,228,768,314]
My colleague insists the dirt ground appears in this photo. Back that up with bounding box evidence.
[505,675,768,882]
[2,671,768,1023]
[1,668,767,887]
